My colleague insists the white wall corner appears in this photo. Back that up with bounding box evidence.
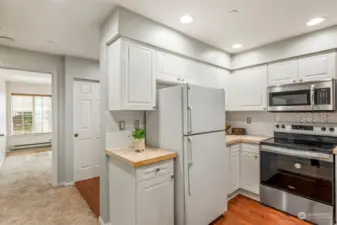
[98,217,111,225]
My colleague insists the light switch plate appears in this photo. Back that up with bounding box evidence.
[119,121,126,130]
[247,117,252,124]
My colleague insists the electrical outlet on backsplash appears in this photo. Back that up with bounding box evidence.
[273,112,337,124]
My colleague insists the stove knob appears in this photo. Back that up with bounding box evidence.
[321,127,326,131]
[276,124,280,128]
[329,127,335,132]
[281,125,285,129]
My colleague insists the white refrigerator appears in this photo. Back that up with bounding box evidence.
[146,84,228,225]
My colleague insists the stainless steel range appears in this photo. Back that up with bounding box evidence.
[260,123,336,225]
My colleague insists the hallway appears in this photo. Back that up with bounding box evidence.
[0,151,98,225]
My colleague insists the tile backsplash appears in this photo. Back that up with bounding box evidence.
[227,111,337,136]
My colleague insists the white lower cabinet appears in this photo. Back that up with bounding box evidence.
[228,143,260,195]
[109,158,174,225]
[240,150,260,194]
[137,173,174,225]
[229,145,240,193]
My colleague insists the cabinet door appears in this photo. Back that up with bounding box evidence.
[137,173,174,225]
[230,147,240,193]
[240,151,259,194]
[231,66,267,111]
[268,59,298,86]
[157,51,185,84]
[298,52,336,82]
[123,41,156,110]
[194,63,219,88]
[218,68,231,110]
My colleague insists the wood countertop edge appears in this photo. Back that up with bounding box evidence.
[133,153,177,168]
[226,138,271,146]
[105,150,177,168]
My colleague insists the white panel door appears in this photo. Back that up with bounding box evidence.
[136,173,174,225]
[74,81,101,181]
[184,85,225,135]
[268,59,298,86]
[124,41,156,110]
[0,78,6,166]
[184,132,227,225]
[240,151,259,194]
[157,51,185,84]
[298,52,336,82]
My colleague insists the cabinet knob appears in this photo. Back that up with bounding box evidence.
[171,174,175,179]
[181,79,184,82]
[155,168,160,172]
[254,156,258,160]
[293,80,296,83]
[74,133,79,138]
[300,79,303,82]
[178,78,181,81]
[153,106,156,109]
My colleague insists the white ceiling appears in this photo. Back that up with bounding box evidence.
[0,0,115,59]
[0,0,337,59]
[0,69,52,85]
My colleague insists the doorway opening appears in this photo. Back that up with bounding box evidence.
[0,69,55,187]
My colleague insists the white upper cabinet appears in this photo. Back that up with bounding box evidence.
[231,65,267,111]
[298,52,336,82]
[157,51,186,84]
[217,68,231,109]
[268,59,298,86]
[107,39,156,111]
[196,63,220,88]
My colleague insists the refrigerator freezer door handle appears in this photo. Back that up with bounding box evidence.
[188,137,193,195]
[188,105,192,134]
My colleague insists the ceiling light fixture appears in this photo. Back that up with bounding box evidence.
[180,15,194,24]
[307,17,326,26]
[232,44,243,49]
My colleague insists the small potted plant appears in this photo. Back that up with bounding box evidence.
[131,128,146,152]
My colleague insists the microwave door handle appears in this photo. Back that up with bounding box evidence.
[311,84,315,109]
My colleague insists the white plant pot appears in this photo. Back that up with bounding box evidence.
[133,139,145,152]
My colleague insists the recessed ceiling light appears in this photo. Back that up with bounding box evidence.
[232,44,243,49]
[307,17,326,26]
[180,15,194,24]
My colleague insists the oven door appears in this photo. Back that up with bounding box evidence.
[260,145,334,206]
[268,79,335,112]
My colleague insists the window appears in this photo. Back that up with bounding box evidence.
[12,94,52,135]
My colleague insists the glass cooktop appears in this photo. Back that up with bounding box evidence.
[261,138,335,154]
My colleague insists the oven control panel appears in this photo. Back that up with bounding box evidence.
[274,123,337,136]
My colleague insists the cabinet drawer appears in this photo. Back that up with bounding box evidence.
[230,144,240,153]
[136,159,174,183]
[241,143,259,153]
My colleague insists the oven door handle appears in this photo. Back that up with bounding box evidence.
[260,145,333,162]
[310,84,315,109]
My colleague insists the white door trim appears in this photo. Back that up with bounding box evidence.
[51,70,58,187]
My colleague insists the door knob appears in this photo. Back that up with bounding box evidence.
[74,133,79,137]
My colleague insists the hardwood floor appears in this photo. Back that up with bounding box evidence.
[75,177,100,218]
[212,195,312,225]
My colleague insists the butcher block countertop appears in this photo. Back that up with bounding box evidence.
[106,147,177,168]
[227,135,271,145]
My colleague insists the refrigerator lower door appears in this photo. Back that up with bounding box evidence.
[184,131,227,225]
[183,84,225,135]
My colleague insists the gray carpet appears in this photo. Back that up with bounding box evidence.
[0,151,99,225]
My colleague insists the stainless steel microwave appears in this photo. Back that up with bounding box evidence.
[268,79,336,112]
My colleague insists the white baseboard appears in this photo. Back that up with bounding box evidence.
[98,217,111,225]
[228,189,260,202]
[57,181,74,187]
